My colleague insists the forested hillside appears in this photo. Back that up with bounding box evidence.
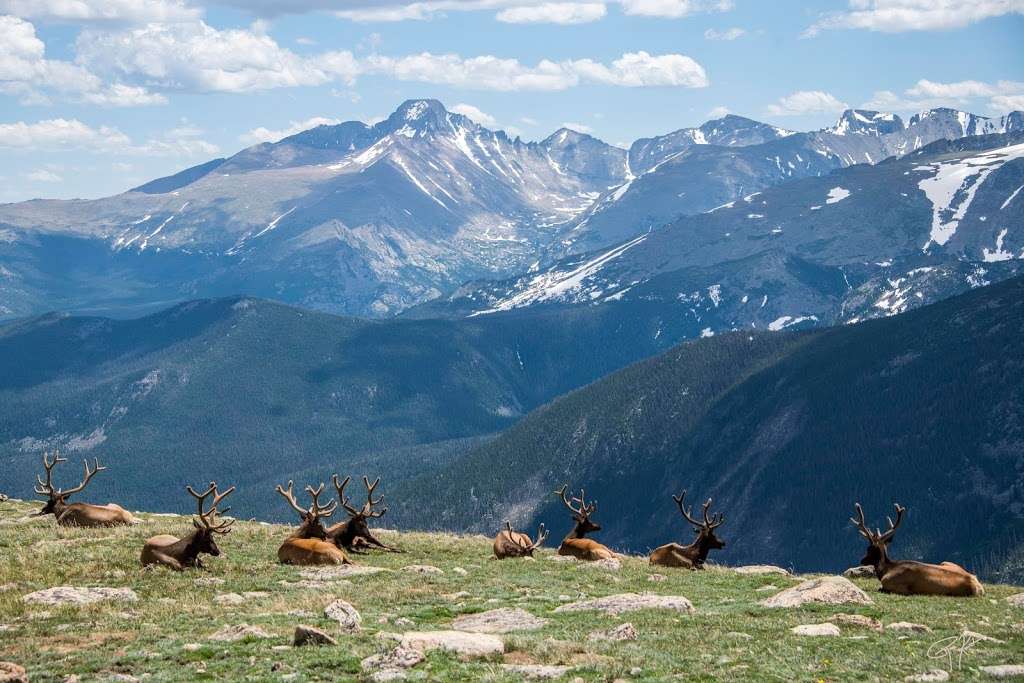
[395,276,1024,582]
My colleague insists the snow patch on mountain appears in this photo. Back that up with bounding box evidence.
[826,187,851,204]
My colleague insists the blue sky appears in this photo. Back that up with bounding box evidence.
[1,0,1023,202]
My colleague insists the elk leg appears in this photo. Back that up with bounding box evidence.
[152,553,184,571]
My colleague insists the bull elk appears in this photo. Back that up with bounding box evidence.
[554,484,615,560]
[493,521,548,559]
[33,450,137,527]
[649,491,725,569]
[275,480,350,566]
[141,482,235,570]
[328,475,400,552]
[850,503,983,596]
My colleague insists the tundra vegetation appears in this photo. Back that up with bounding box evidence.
[2,498,1021,682]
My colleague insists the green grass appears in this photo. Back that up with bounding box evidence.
[1,498,1022,682]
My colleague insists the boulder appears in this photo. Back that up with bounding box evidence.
[293,625,336,646]
[1006,593,1024,608]
[760,576,873,608]
[400,565,444,575]
[452,608,547,634]
[555,593,694,616]
[324,599,362,632]
[299,565,386,581]
[980,665,1024,679]
[588,622,638,641]
[843,565,877,579]
[583,558,622,571]
[399,631,504,657]
[732,565,790,576]
[791,623,841,637]
[23,586,138,606]
[361,647,424,683]
[0,662,27,683]
[209,624,273,642]
[194,577,225,586]
[213,593,245,606]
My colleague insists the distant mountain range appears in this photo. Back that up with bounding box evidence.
[1,99,1021,320]
[394,275,1024,583]
[416,132,1024,340]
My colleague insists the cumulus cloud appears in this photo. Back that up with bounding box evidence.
[991,94,1024,111]
[766,90,848,116]
[496,2,606,23]
[0,0,200,23]
[618,0,732,18]
[862,78,1024,113]
[805,0,1024,36]
[239,116,343,144]
[561,121,593,133]
[450,103,498,126]
[703,26,744,39]
[707,105,730,118]
[26,168,62,182]
[0,118,131,149]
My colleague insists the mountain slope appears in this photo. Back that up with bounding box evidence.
[417,132,1024,342]
[571,108,1024,249]
[396,275,1024,582]
[0,295,687,517]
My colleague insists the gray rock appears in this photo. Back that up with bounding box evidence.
[831,613,883,631]
[23,586,138,606]
[213,593,245,605]
[193,577,225,586]
[886,621,932,634]
[1006,593,1024,608]
[501,664,574,679]
[555,592,694,616]
[394,617,414,628]
[293,625,337,647]
[588,622,638,641]
[732,565,790,576]
[208,624,273,642]
[981,665,1024,679]
[299,565,386,581]
[791,623,841,637]
[760,576,873,608]
[451,608,547,634]
[401,565,444,575]
[324,599,362,632]
[843,565,877,579]
[399,630,504,657]
[583,558,621,571]
[904,671,949,682]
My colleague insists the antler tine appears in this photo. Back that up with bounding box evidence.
[275,480,308,517]
[208,483,235,518]
[701,498,714,527]
[878,503,905,543]
[504,520,513,532]
[850,502,874,540]
[186,481,217,519]
[571,487,596,516]
[333,474,361,516]
[555,484,581,515]
[36,449,67,494]
[530,522,549,550]
[673,490,703,527]
[59,457,106,497]
[362,475,385,516]
[305,483,337,519]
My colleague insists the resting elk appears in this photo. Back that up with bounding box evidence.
[493,521,548,559]
[141,482,235,570]
[649,491,725,569]
[851,503,983,596]
[34,450,137,527]
[554,484,615,560]
[328,475,400,552]
[275,480,350,566]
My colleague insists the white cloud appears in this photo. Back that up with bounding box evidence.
[239,116,343,145]
[0,118,131,149]
[806,0,1024,36]
[496,2,606,23]
[450,103,498,126]
[906,78,1022,99]
[366,50,707,91]
[991,94,1024,111]
[520,116,539,125]
[26,168,62,182]
[707,105,730,118]
[703,26,744,39]
[862,78,1024,113]
[618,0,732,18]
[766,90,848,116]
[561,121,593,133]
[0,0,200,23]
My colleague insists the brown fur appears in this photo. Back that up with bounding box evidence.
[649,491,725,569]
[275,480,351,566]
[554,484,616,561]
[493,522,548,559]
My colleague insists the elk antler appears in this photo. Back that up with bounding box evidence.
[57,458,107,498]
[276,480,307,517]
[333,475,360,516]
[673,491,725,531]
[878,503,905,543]
[360,476,387,518]
[34,450,68,496]
[187,481,236,533]
[528,523,549,550]
[555,484,595,519]
[851,502,877,541]
[304,483,337,520]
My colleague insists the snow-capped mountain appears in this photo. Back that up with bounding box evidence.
[0,100,1021,321]
[569,107,1024,250]
[412,132,1024,340]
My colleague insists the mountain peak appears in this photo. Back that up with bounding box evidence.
[830,109,904,136]
[542,127,596,147]
[378,99,454,135]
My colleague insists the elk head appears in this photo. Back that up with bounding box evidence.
[33,450,106,516]
[186,481,235,557]
[673,490,726,551]
[555,484,601,538]
[851,502,904,569]
[333,474,387,537]
[275,480,337,539]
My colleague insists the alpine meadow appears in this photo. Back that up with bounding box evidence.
[2,2,1024,682]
